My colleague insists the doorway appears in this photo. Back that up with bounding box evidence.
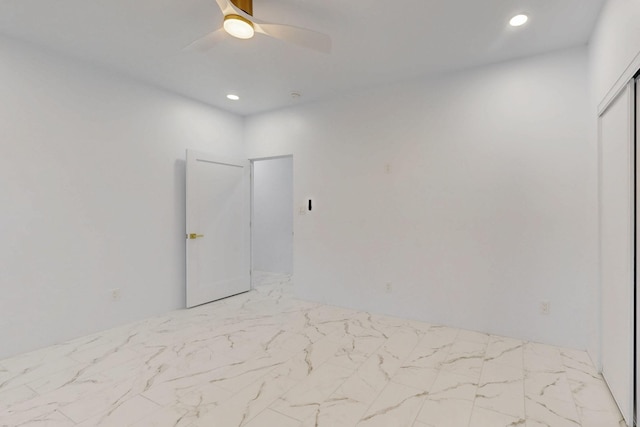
[250,156,294,289]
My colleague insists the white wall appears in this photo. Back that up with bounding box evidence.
[245,47,596,349]
[252,157,293,274]
[0,36,244,359]
[590,0,640,107]
[587,0,640,368]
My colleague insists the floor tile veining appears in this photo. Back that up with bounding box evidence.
[0,272,626,426]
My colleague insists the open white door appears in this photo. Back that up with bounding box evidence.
[186,150,250,308]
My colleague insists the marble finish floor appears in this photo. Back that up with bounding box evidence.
[0,272,626,427]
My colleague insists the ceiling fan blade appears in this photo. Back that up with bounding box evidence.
[254,23,331,53]
[184,28,226,51]
[214,0,236,15]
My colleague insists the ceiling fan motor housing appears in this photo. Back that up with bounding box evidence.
[188,0,331,53]
[231,0,253,15]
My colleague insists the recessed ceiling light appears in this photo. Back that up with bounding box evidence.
[509,14,528,27]
[227,94,240,101]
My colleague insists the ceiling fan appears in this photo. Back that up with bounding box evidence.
[186,0,332,53]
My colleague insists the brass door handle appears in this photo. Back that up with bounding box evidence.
[187,233,204,240]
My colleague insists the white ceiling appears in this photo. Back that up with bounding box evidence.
[0,0,605,115]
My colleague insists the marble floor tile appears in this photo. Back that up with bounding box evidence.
[324,329,386,371]
[73,395,159,427]
[335,354,394,403]
[129,404,194,427]
[0,384,38,409]
[391,363,439,392]
[457,329,491,345]
[415,331,456,355]
[271,347,322,382]
[523,342,564,373]
[568,375,621,413]
[484,336,524,370]
[525,395,581,427]
[524,370,575,403]
[440,340,486,380]
[474,361,525,418]
[560,349,599,376]
[428,370,479,401]
[299,395,370,427]
[27,361,122,396]
[244,409,302,427]
[0,355,80,394]
[141,376,231,409]
[468,406,526,427]
[0,399,75,427]
[270,362,354,421]
[0,409,76,427]
[0,273,626,427]
[356,382,427,427]
[57,375,145,423]
[391,335,451,392]
[416,397,473,427]
[578,407,627,427]
[425,325,460,343]
[193,368,298,426]
[1,345,82,373]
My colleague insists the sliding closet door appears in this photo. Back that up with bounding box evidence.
[600,82,634,425]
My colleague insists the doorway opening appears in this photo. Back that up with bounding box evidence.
[250,155,294,290]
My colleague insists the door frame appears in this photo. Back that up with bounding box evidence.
[249,154,294,290]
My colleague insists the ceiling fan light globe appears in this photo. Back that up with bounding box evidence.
[509,14,528,27]
[224,14,255,39]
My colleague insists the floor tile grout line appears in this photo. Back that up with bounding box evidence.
[561,351,591,426]
[406,388,430,427]
[24,382,39,397]
[411,326,460,427]
[313,319,397,424]
[353,326,437,425]
[466,338,489,427]
[269,406,308,425]
[56,408,77,425]
[359,336,411,421]
[138,392,162,409]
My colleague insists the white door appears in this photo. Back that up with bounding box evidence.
[600,82,634,425]
[186,150,250,308]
